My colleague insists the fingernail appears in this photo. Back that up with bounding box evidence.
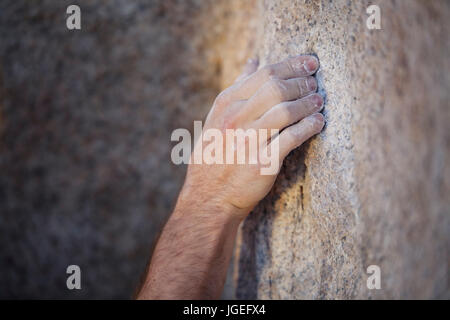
[304,56,319,73]
[311,94,324,110]
[311,113,325,130]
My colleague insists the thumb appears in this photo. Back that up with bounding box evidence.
[234,57,259,83]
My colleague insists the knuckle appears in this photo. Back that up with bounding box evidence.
[266,78,286,100]
[221,110,238,131]
[305,76,317,92]
[284,59,296,75]
[214,90,231,109]
[296,77,311,96]
[278,101,292,122]
[260,65,277,80]
[311,113,325,130]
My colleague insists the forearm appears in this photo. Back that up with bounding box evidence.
[137,191,247,299]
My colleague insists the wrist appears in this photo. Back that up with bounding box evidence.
[175,183,251,224]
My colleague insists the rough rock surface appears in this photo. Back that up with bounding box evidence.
[233,0,450,299]
[0,0,449,299]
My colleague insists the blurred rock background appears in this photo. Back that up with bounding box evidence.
[0,0,449,299]
[0,0,256,298]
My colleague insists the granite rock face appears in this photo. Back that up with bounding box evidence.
[233,0,450,299]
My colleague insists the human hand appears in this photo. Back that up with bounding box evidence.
[178,55,325,219]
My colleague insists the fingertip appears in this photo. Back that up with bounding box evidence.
[309,112,325,132]
[303,55,319,74]
[309,55,319,70]
[311,94,324,111]
[280,112,325,157]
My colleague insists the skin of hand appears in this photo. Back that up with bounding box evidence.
[137,55,325,300]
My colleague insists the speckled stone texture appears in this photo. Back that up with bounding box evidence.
[233,0,450,299]
[0,0,255,298]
